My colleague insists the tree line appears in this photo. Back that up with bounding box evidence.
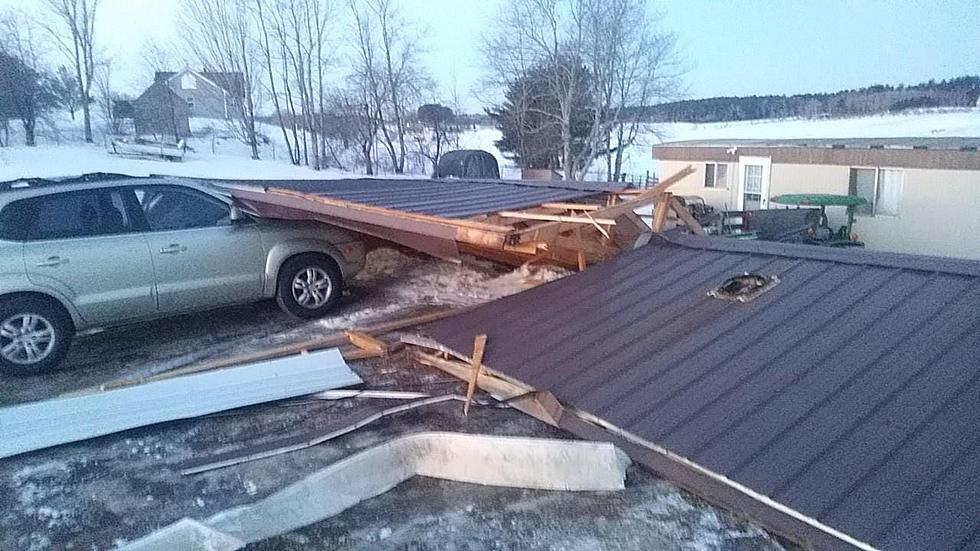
[0,0,463,176]
[638,76,980,123]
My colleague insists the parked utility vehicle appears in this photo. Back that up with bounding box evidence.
[0,176,365,374]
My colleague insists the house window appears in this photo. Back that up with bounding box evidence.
[704,163,729,188]
[186,97,194,110]
[849,168,903,217]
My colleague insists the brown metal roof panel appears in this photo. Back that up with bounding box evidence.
[747,285,980,498]
[622,265,902,446]
[594,260,855,423]
[874,441,980,549]
[417,234,980,549]
[255,178,611,218]
[693,274,963,475]
[518,254,765,396]
[822,374,980,542]
[770,327,980,522]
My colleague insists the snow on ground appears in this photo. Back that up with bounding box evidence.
[2,108,977,182]
[459,108,980,181]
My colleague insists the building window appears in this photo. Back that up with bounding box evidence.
[186,97,194,110]
[704,163,729,188]
[849,168,903,217]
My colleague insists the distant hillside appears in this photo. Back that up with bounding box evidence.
[638,76,980,123]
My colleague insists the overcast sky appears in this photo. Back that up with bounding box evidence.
[7,0,979,113]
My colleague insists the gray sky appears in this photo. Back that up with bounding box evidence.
[8,0,980,113]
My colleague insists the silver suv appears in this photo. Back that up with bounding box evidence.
[0,176,365,375]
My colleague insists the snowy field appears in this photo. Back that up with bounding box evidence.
[2,108,978,182]
[460,107,980,181]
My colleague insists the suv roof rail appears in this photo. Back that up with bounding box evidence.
[0,173,139,192]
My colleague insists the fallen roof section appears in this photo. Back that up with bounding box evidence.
[412,233,980,550]
[122,432,630,551]
[225,169,698,268]
[0,348,361,459]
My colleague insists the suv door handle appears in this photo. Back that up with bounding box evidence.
[36,256,68,267]
[159,244,187,255]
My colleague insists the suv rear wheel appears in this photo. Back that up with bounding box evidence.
[276,254,343,319]
[0,297,73,376]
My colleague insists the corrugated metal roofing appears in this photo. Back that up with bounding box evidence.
[242,178,616,218]
[419,233,980,550]
[657,136,980,150]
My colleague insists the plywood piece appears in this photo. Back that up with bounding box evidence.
[1,349,361,459]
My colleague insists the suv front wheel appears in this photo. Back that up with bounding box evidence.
[276,254,343,319]
[0,297,73,376]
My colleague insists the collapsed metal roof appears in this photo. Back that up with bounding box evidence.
[231,178,618,218]
[417,232,980,550]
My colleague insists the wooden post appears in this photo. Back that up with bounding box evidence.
[463,334,488,416]
[577,251,587,272]
[652,192,672,232]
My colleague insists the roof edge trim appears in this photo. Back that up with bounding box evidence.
[659,232,980,278]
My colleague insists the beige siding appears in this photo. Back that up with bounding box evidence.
[656,159,980,261]
[659,160,737,209]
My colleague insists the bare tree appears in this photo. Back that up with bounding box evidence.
[182,0,262,159]
[485,0,679,181]
[350,0,430,174]
[43,0,100,143]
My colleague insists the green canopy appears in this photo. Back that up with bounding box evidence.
[770,194,868,207]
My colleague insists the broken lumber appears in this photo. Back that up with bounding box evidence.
[345,330,388,356]
[539,202,601,211]
[0,349,361,460]
[496,211,618,225]
[126,433,630,551]
[463,334,488,416]
[63,308,467,398]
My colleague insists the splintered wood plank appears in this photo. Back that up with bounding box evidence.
[346,331,388,356]
[669,197,706,235]
[496,211,618,225]
[540,202,602,211]
[464,334,488,416]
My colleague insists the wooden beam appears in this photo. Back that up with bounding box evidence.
[583,211,611,239]
[652,193,672,233]
[345,331,388,356]
[669,197,706,235]
[539,202,601,211]
[412,350,563,426]
[463,334,488,416]
[65,308,469,397]
[577,251,586,272]
[496,211,618,225]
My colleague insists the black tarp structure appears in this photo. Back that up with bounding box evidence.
[436,150,500,180]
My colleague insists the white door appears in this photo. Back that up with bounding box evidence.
[737,156,772,210]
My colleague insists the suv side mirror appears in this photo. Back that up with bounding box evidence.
[229,205,247,223]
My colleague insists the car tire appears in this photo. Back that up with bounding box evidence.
[276,254,343,319]
[0,296,73,376]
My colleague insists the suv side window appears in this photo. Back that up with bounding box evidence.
[1,189,138,241]
[135,187,230,231]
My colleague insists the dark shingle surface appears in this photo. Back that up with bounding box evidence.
[420,233,980,550]
[255,178,617,218]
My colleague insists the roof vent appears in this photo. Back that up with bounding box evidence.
[709,273,780,303]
